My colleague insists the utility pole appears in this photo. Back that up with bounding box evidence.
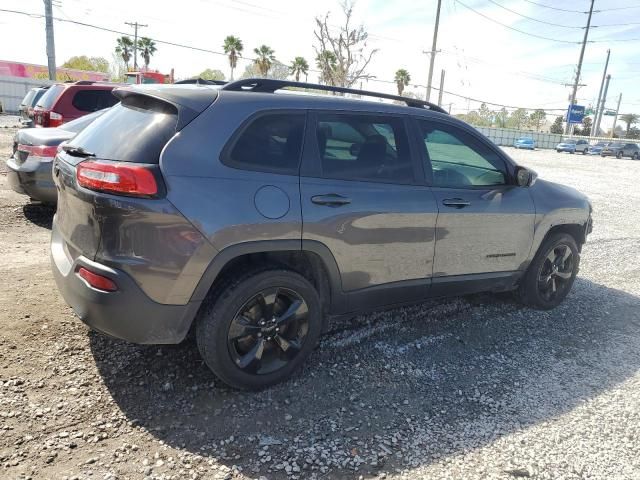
[591,49,610,136]
[565,0,595,134]
[611,93,622,138]
[596,74,611,137]
[425,0,442,102]
[43,0,56,80]
[125,21,148,71]
[437,70,445,106]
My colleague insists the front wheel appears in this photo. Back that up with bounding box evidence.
[196,269,323,390]
[518,233,579,310]
[633,152,639,160]
[582,148,587,155]
[616,151,623,159]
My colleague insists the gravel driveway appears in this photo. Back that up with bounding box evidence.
[1,133,639,480]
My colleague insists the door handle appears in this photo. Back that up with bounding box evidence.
[311,194,352,207]
[442,198,471,208]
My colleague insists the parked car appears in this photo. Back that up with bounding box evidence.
[51,79,592,390]
[7,109,108,204]
[32,81,120,128]
[600,142,640,159]
[514,137,535,150]
[18,87,49,127]
[587,141,611,155]
[556,138,589,154]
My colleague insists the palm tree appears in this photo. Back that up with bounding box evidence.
[619,113,639,137]
[137,37,157,69]
[253,45,276,77]
[394,69,411,96]
[290,57,309,82]
[115,36,134,71]
[316,51,337,85]
[223,35,243,81]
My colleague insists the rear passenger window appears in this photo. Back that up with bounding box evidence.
[225,113,305,174]
[316,113,414,184]
[72,90,118,112]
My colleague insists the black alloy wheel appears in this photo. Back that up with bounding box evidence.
[227,287,309,375]
[537,244,574,303]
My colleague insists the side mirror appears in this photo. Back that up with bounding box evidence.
[515,166,537,187]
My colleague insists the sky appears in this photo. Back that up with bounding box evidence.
[2,0,640,128]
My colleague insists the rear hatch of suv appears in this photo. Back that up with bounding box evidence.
[52,86,219,303]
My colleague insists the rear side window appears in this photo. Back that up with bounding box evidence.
[72,90,119,112]
[66,97,177,164]
[224,113,305,175]
[36,84,65,109]
[316,113,414,184]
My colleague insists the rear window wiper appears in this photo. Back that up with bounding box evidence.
[62,145,96,158]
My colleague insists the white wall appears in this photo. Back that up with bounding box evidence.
[0,76,54,113]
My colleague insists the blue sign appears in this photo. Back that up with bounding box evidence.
[566,104,585,124]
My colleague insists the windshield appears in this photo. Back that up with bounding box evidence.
[36,84,65,109]
[59,108,110,134]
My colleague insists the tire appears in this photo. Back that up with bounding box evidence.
[616,151,623,159]
[570,150,575,154]
[633,152,639,160]
[582,148,587,155]
[557,149,561,153]
[196,269,323,390]
[518,233,580,310]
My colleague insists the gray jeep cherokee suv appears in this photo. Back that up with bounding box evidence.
[51,79,592,390]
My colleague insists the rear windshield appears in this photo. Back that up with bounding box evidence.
[67,98,177,163]
[36,84,65,109]
[21,89,36,106]
[60,108,109,134]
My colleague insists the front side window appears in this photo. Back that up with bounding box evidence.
[315,113,414,183]
[417,120,507,188]
[226,113,305,174]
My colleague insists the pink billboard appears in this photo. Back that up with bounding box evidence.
[0,60,109,81]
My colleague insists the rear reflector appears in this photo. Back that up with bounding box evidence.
[17,144,58,158]
[76,160,158,196]
[77,267,118,292]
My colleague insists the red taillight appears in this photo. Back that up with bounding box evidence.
[77,267,118,292]
[49,111,63,127]
[17,144,58,159]
[76,161,158,196]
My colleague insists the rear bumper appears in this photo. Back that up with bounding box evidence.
[6,156,57,204]
[50,219,201,344]
[556,147,575,152]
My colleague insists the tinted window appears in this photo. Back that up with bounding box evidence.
[316,113,414,183]
[418,120,507,188]
[36,84,65,109]
[67,97,177,164]
[225,113,305,174]
[20,89,36,107]
[72,90,118,112]
[60,108,109,134]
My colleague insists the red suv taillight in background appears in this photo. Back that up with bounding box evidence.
[34,110,63,128]
[49,112,64,127]
[76,160,158,197]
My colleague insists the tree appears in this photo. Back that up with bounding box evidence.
[240,61,289,80]
[223,35,243,81]
[253,45,276,77]
[394,69,410,96]
[579,116,592,136]
[494,107,508,128]
[529,109,547,132]
[61,56,109,73]
[290,57,309,82]
[619,113,639,137]
[550,116,564,134]
[115,36,134,71]
[313,0,377,88]
[137,37,157,69]
[195,69,225,81]
[507,108,528,130]
[477,103,493,126]
[316,51,337,85]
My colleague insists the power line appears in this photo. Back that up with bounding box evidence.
[485,0,583,29]
[594,3,640,12]
[453,0,582,43]
[521,0,587,14]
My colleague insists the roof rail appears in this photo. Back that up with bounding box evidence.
[174,78,227,86]
[74,80,96,85]
[221,78,448,114]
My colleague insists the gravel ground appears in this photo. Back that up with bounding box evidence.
[1,133,639,480]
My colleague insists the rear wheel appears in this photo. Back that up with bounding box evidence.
[616,151,623,159]
[518,233,579,310]
[582,148,587,155]
[196,269,323,390]
[633,152,639,160]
